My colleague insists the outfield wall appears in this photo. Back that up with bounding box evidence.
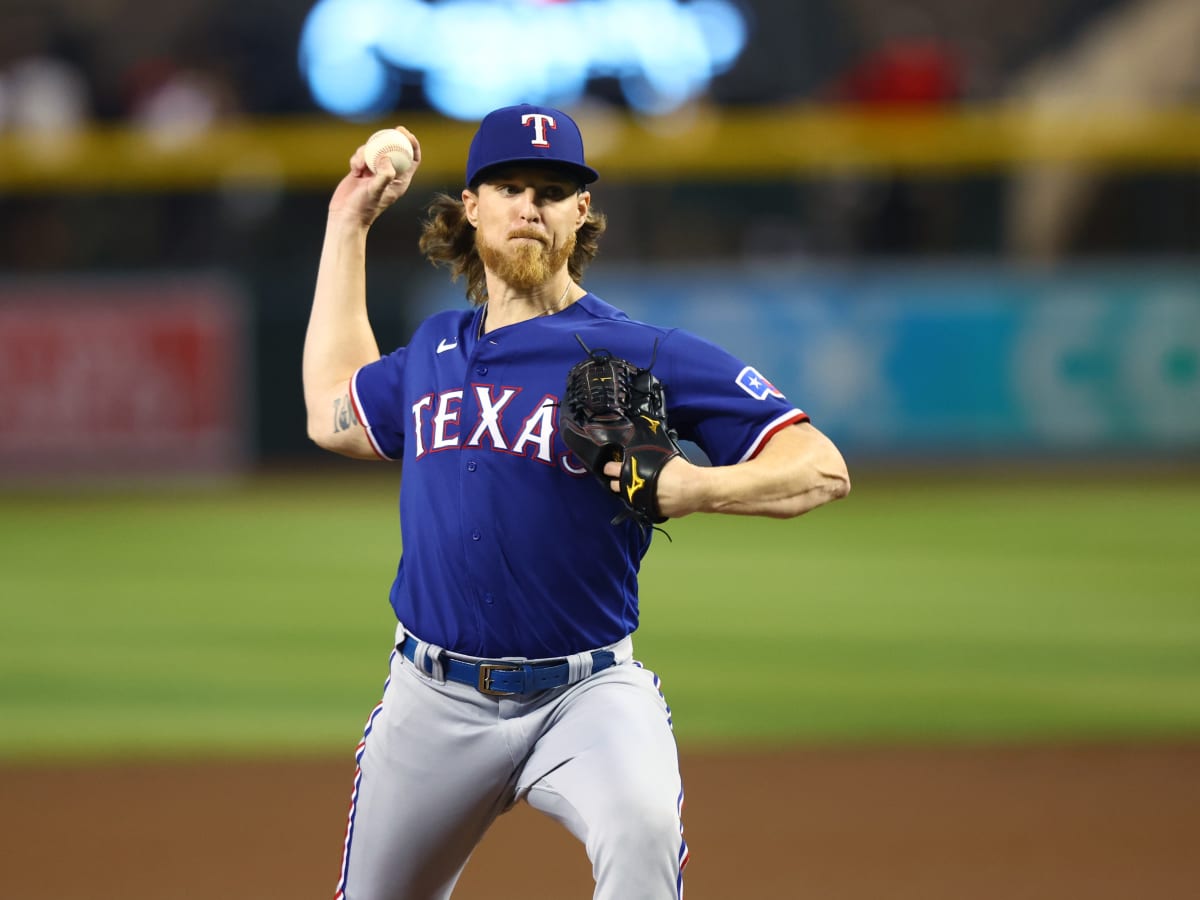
[2,263,1196,479]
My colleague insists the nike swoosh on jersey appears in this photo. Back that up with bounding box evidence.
[436,338,458,354]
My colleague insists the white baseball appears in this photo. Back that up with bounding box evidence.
[364,128,414,176]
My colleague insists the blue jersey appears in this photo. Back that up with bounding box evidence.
[351,293,808,658]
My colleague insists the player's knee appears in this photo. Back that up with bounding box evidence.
[591,791,682,860]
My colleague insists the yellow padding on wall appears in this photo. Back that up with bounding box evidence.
[2,105,1197,192]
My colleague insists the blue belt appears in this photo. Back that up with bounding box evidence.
[399,636,617,697]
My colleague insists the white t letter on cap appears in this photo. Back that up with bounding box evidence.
[521,113,557,147]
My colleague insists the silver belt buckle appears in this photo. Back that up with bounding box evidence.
[477,662,521,696]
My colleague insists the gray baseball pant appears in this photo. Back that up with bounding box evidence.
[333,627,688,899]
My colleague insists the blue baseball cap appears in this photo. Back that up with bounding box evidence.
[466,104,599,188]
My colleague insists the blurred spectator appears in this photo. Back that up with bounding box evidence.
[0,56,90,134]
[811,3,965,256]
[0,4,91,136]
[828,37,962,107]
[121,55,239,147]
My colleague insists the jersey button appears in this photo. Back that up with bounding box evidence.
[471,530,481,541]
[475,365,488,376]
[466,460,477,472]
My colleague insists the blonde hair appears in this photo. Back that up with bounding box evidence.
[418,193,607,306]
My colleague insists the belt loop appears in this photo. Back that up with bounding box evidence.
[413,640,447,684]
[566,650,593,683]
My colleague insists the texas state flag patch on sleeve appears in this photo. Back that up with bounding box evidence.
[735,366,785,400]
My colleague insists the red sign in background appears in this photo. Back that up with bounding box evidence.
[0,278,249,480]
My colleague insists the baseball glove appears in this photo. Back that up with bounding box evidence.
[561,336,687,530]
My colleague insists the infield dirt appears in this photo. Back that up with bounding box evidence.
[4,742,1198,899]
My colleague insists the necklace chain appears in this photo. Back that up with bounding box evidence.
[479,280,573,337]
[545,279,572,315]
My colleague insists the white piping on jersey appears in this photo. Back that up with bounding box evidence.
[738,409,808,463]
[351,367,396,461]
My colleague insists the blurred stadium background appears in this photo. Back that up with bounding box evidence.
[3,0,1199,741]
[1,1,1198,896]
[2,0,1197,479]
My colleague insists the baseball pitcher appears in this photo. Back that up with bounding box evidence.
[303,104,850,900]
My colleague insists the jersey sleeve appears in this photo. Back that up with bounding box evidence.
[350,347,408,461]
[657,329,809,466]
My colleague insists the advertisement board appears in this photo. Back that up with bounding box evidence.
[0,277,250,481]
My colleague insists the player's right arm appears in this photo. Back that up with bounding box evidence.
[303,127,421,459]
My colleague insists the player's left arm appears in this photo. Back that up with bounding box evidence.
[608,421,849,519]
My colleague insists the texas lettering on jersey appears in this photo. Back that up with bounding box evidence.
[410,384,587,475]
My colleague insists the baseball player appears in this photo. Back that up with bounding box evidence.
[303,104,850,900]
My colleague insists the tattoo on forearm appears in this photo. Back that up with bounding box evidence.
[333,394,359,433]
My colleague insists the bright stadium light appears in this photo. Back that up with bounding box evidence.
[298,0,750,120]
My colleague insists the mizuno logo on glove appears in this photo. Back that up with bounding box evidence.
[561,335,686,532]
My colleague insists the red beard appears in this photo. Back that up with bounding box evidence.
[476,228,575,291]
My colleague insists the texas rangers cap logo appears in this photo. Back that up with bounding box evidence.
[735,366,784,400]
[466,103,600,187]
[521,112,556,147]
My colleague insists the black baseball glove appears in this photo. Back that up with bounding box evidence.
[561,336,687,530]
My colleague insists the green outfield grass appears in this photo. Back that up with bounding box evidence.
[1,467,1197,760]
